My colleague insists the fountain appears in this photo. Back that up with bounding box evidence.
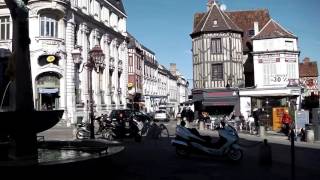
[0,0,124,169]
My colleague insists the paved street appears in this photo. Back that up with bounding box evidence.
[33,120,320,179]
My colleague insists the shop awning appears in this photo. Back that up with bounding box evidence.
[38,88,59,94]
[180,100,194,105]
[202,97,238,107]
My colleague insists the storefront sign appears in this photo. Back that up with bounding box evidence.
[206,91,233,97]
[38,88,59,94]
[46,55,56,63]
[272,107,288,131]
[270,74,287,83]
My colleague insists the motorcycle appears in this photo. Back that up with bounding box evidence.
[75,115,104,140]
[102,114,143,142]
[75,122,91,140]
[171,122,243,162]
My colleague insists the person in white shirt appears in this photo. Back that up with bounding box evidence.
[247,115,255,134]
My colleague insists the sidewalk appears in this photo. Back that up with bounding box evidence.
[38,125,75,141]
[199,127,320,149]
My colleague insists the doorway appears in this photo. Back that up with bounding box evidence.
[36,72,61,110]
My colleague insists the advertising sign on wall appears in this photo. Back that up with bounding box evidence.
[272,107,288,131]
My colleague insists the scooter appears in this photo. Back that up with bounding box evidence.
[102,114,143,142]
[75,122,91,140]
[171,122,243,162]
[76,115,104,140]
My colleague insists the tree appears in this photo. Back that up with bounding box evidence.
[4,0,34,111]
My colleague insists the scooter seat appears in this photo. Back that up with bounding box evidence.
[188,128,212,142]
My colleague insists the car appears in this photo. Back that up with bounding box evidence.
[108,109,133,121]
[154,110,169,122]
[108,109,152,123]
[131,111,153,123]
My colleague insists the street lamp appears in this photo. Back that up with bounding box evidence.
[87,45,105,139]
[71,46,83,109]
[72,45,105,139]
[71,46,83,65]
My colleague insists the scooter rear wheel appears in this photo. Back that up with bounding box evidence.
[102,130,115,141]
[76,130,88,140]
[227,148,243,162]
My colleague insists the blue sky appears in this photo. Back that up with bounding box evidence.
[123,0,320,87]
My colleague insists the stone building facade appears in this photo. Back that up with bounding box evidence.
[0,0,128,126]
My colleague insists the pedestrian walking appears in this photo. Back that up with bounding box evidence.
[181,107,188,121]
[187,107,194,123]
[252,108,260,135]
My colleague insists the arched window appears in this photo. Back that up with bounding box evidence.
[40,15,58,38]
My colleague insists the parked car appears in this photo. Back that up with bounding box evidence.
[154,110,169,122]
[108,109,152,123]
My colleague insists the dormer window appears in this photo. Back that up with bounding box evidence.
[248,29,255,37]
[285,40,293,50]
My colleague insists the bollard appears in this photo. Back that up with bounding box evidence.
[259,126,266,137]
[314,125,320,141]
[199,121,205,130]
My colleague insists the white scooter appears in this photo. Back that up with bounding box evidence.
[171,121,243,162]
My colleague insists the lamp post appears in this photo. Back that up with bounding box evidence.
[71,46,83,117]
[72,45,105,139]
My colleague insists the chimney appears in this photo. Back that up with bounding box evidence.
[207,0,214,11]
[303,57,310,63]
[170,63,177,76]
[254,21,259,35]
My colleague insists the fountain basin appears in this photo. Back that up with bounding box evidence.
[0,110,64,134]
[0,139,124,167]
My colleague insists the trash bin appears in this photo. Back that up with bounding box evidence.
[259,126,266,137]
[314,124,320,141]
[305,124,315,143]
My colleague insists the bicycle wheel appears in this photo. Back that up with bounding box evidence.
[159,124,170,139]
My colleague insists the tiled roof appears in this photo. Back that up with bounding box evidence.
[226,9,271,52]
[252,19,297,40]
[299,57,318,77]
[193,13,205,31]
[192,3,242,37]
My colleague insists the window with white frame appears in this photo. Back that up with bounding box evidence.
[286,61,296,80]
[0,16,10,40]
[211,63,223,80]
[40,15,58,38]
[211,38,222,54]
[263,63,277,85]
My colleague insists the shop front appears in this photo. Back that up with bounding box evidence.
[35,72,61,111]
[192,88,240,117]
[240,87,301,131]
